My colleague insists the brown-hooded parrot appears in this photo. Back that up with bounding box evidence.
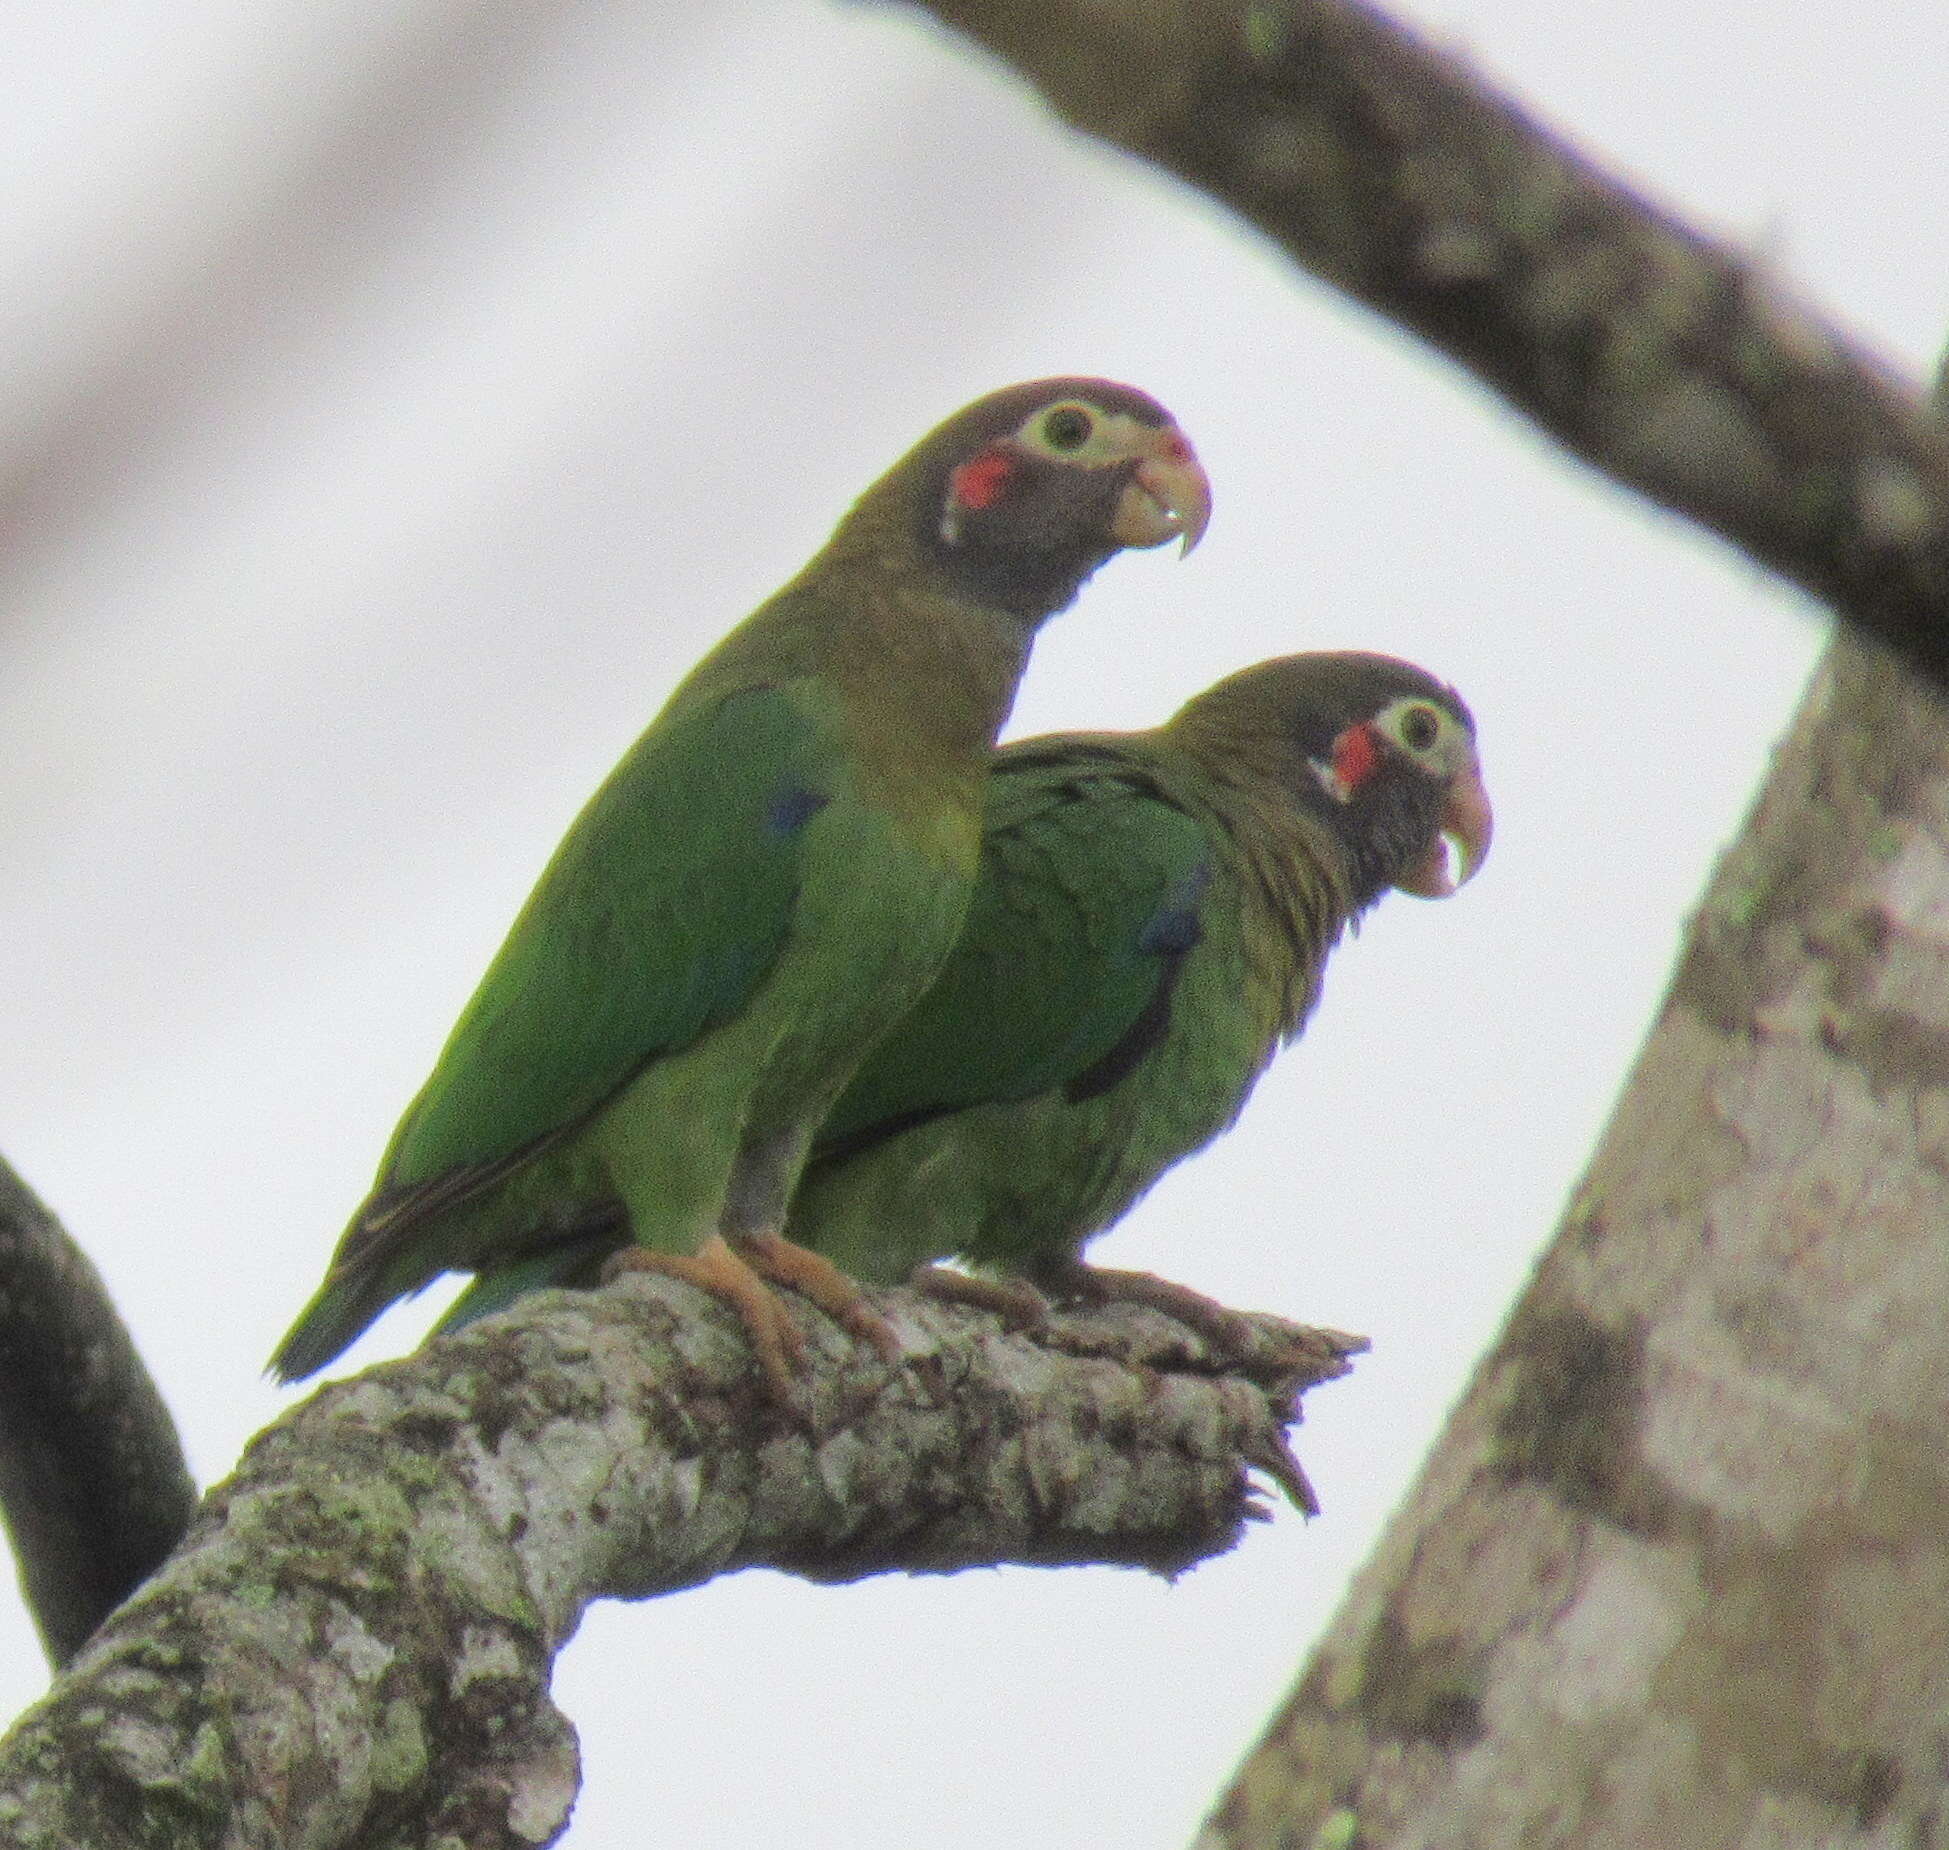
[432,651,1488,1339]
[268,379,1211,1393]
[783,652,1490,1312]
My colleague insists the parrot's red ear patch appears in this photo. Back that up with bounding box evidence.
[1330,721,1381,794]
[949,447,1017,512]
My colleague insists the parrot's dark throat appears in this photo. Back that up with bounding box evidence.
[1339,778,1451,908]
[925,451,1133,620]
[937,540,1120,622]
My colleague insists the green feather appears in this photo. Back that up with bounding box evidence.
[384,685,831,1198]
[814,753,1215,1156]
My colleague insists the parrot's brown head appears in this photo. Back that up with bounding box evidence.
[902,378,1211,620]
[1179,651,1493,907]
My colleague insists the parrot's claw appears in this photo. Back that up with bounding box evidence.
[734,1231,904,1365]
[908,1265,1050,1331]
[604,1234,806,1400]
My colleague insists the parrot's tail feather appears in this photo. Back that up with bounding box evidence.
[267,1269,405,1384]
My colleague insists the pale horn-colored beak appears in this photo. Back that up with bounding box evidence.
[1395,759,1494,898]
[1110,425,1212,555]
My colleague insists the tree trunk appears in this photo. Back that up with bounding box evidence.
[1201,629,1949,1847]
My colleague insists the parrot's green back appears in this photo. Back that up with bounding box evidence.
[273,589,1001,1380]
[817,759,1211,1143]
[383,685,828,1201]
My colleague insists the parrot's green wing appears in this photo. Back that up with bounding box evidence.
[361,682,843,1237]
[814,744,1211,1164]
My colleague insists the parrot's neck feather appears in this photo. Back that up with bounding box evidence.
[673,522,1041,869]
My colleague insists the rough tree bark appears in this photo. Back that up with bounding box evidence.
[0,1274,1351,1847]
[1199,628,1949,1847]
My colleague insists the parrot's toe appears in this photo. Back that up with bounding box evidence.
[1037,1261,1260,1358]
[734,1231,904,1365]
[908,1265,1050,1331]
[605,1233,807,1399]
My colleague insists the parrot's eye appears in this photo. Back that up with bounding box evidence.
[1040,406,1095,451]
[1399,704,1441,752]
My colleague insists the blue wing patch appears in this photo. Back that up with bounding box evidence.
[767,786,830,835]
[1062,860,1210,1104]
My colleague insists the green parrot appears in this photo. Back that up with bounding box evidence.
[269,378,1212,1392]
[434,651,1488,1337]
[788,651,1491,1306]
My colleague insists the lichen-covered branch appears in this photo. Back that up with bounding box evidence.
[0,1158,197,1671]
[909,0,1949,686]
[1199,630,1949,1846]
[0,1274,1354,1849]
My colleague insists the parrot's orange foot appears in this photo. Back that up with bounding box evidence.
[604,1234,806,1400]
[733,1231,904,1365]
[1039,1262,1259,1357]
[909,1265,1049,1331]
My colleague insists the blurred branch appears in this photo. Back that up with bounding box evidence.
[0,1275,1355,1848]
[0,1158,197,1670]
[910,0,1949,683]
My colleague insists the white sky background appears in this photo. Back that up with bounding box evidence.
[0,0,1934,1842]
